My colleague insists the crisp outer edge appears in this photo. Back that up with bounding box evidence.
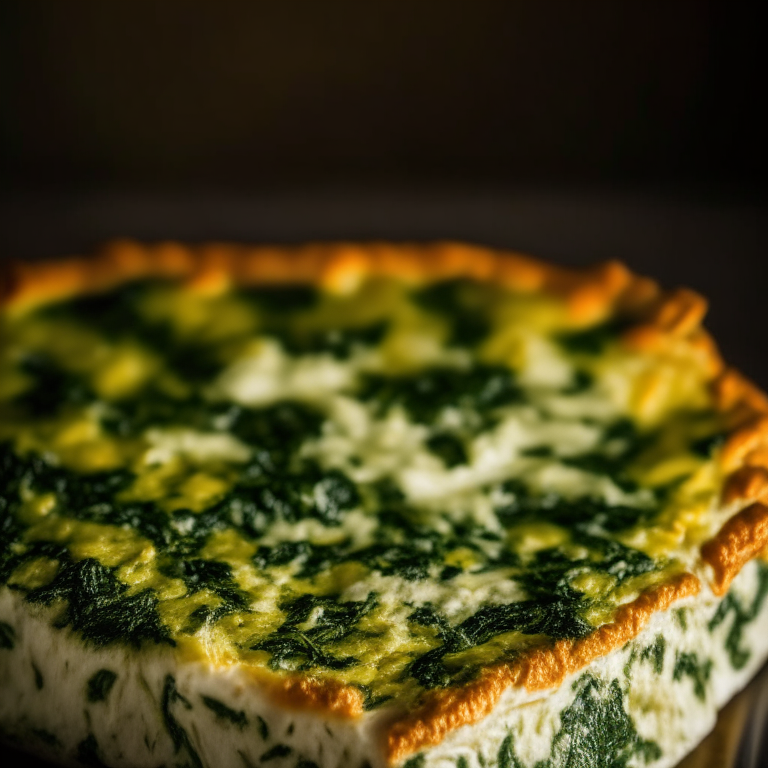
[2,240,768,764]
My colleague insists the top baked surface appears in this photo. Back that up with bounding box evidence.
[1,242,767,759]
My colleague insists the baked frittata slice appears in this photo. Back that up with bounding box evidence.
[1,242,768,768]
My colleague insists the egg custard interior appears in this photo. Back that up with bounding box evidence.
[2,245,768,768]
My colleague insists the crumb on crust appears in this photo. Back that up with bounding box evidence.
[4,240,768,761]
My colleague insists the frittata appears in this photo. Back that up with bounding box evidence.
[1,242,768,768]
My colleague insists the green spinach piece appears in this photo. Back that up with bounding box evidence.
[559,454,640,494]
[76,734,109,768]
[201,695,248,728]
[439,565,463,581]
[32,729,60,749]
[26,556,173,649]
[143,323,225,383]
[160,558,249,614]
[561,414,697,498]
[0,446,26,583]
[162,675,203,768]
[496,476,654,535]
[521,445,555,458]
[690,432,727,458]
[406,606,463,688]
[294,504,481,583]
[357,682,394,711]
[555,319,629,355]
[276,491,506,588]
[518,538,657,604]
[41,282,151,340]
[103,394,323,447]
[462,593,592,644]
[252,593,376,672]
[99,391,223,437]
[673,652,712,701]
[161,557,252,633]
[425,433,468,468]
[14,453,133,516]
[276,322,389,359]
[359,364,522,424]
[87,669,118,702]
[228,401,324,460]
[13,352,95,417]
[708,562,768,670]
[212,461,359,537]
[239,286,318,313]
[45,282,225,383]
[33,662,44,690]
[548,675,662,767]
[496,734,524,768]
[412,279,491,347]
[640,635,666,675]
[0,512,23,584]
[253,541,313,570]
[564,368,595,394]
[0,621,14,650]
[259,744,292,762]
[294,537,437,582]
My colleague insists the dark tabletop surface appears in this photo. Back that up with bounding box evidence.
[0,186,766,768]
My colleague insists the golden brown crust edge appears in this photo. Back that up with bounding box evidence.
[3,241,768,762]
[1,239,646,321]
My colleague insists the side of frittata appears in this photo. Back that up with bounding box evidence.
[2,242,768,768]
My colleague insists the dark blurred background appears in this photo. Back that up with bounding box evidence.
[1,1,765,190]
[0,1,766,379]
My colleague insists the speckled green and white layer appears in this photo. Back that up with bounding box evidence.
[1,271,764,768]
[2,558,768,768]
